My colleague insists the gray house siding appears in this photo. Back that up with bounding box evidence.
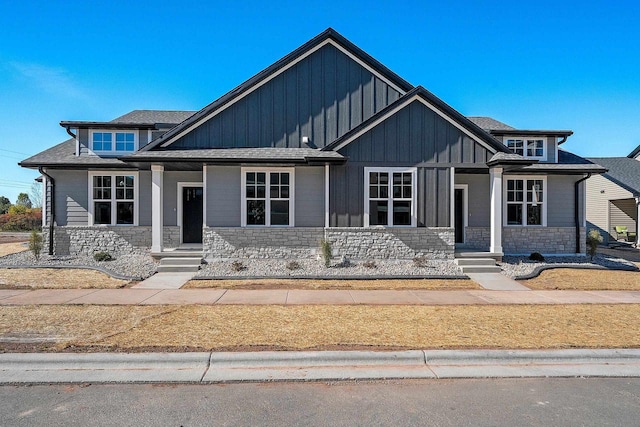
[49,170,88,226]
[547,175,582,227]
[295,167,325,227]
[138,171,152,226]
[455,174,490,227]
[206,166,242,227]
[609,199,636,239]
[169,44,403,150]
[330,100,493,227]
[162,171,203,226]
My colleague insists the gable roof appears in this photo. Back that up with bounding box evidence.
[322,86,510,154]
[627,144,640,159]
[110,110,195,125]
[140,28,414,152]
[587,157,640,194]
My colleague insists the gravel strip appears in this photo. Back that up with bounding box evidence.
[499,254,638,279]
[0,251,157,280]
[195,258,464,279]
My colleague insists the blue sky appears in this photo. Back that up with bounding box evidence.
[1,0,639,203]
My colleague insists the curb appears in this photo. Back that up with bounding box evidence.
[2,349,640,384]
[513,263,639,281]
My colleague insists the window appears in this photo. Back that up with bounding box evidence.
[506,138,545,159]
[242,168,294,226]
[89,172,138,225]
[365,168,416,227]
[505,177,546,226]
[92,131,137,154]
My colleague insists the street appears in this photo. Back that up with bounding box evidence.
[1,378,638,426]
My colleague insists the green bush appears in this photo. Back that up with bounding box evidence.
[0,209,42,231]
[93,251,113,262]
[28,230,42,261]
[320,238,332,267]
[586,229,603,260]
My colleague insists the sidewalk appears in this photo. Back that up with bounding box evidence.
[2,349,640,383]
[1,288,640,305]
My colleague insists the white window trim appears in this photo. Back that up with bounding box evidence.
[177,182,204,244]
[364,167,417,227]
[240,167,295,227]
[88,171,139,226]
[505,137,546,160]
[90,130,139,156]
[503,175,547,227]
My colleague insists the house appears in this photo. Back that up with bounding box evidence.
[586,147,640,245]
[19,28,606,261]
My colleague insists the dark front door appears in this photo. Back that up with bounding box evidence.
[182,187,203,243]
[454,188,464,244]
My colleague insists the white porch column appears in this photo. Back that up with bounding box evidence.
[489,167,503,254]
[151,164,164,253]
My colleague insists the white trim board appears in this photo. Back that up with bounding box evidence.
[454,183,469,244]
[87,171,140,226]
[240,167,296,227]
[159,39,407,148]
[364,166,417,228]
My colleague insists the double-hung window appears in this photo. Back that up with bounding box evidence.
[91,131,137,154]
[365,168,416,227]
[505,177,546,226]
[505,138,545,159]
[89,172,138,225]
[242,168,294,226]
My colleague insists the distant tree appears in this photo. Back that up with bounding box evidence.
[0,196,10,214]
[15,193,32,209]
[30,182,42,209]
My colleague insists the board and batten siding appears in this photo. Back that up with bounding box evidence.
[205,166,324,227]
[331,100,494,227]
[169,43,402,150]
[586,174,635,243]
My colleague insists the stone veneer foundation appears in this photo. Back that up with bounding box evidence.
[203,226,454,260]
[463,226,585,254]
[45,226,180,256]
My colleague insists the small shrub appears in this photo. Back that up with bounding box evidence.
[529,252,545,262]
[231,261,246,272]
[320,238,332,267]
[28,230,43,261]
[93,251,113,262]
[413,256,430,268]
[586,229,603,260]
[362,260,376,269]
[286,260,301,270]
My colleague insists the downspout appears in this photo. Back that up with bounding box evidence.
[38,167,55,256]
[64,126,76,139]
[574,173,591,254]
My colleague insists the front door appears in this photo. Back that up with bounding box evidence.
[454,188,465,244]
[182,187,203,243]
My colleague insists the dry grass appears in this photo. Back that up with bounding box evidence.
[1,304,639,351]
[521,268,640,290]
[0,242,28,257]
[184,278,480,290]
[0,268,129,289]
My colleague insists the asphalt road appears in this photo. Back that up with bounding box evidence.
[1,378,639,426]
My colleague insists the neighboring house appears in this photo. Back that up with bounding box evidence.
[20,28,606,260]
[586,149,640,245]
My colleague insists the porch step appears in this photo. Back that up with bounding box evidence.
[455,258,497,266]
[157,255,203,273]
[454,257,502,274]
[455,251,503,260]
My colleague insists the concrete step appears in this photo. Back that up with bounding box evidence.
[460,265,502,274]
[455,252,502,260]
[455,258,497,266]
[153,250,202,258]
[159,257,202,266]
[157,265,201,273]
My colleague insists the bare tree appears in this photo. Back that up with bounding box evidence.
[30,182,42,209]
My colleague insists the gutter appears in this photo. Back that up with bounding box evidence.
[574,173,591,253]
[38,167,55,255]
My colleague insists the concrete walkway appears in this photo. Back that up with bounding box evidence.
[1,288,640,305]
[132,272,194,289]
[466,273,530,291]
[2,349,640,383]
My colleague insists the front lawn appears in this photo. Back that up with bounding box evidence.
[0,268,129,289]
[1,304,639,352]
[520,268,640,290]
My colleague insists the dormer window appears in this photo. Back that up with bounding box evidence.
[506,138,545,159]
[91,131,137,154]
